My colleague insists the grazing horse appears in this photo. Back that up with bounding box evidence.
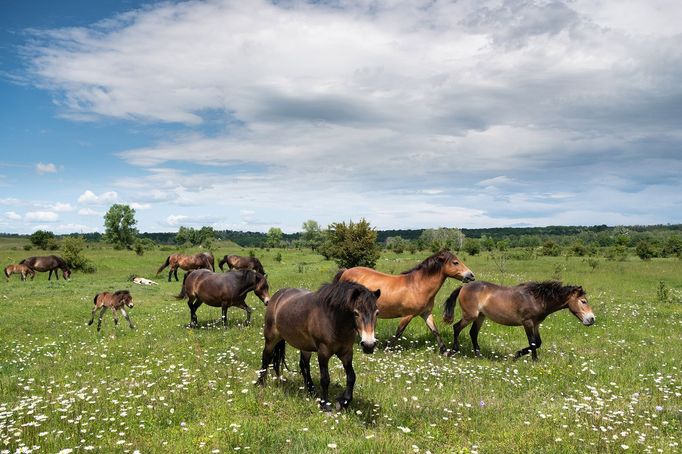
[257,281,380,412]
[20,255,71,280]
[218,254,265,275]
[335,250,475,354]
[443,281,595,360]
[4,263,35,281]
[88,290,135,332]
[176,269,270,328]
[156,252,214,282]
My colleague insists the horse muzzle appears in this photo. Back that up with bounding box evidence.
[582,313,595,326]
[461,272,475,283]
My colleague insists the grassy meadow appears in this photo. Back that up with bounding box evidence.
[1,239,681,453]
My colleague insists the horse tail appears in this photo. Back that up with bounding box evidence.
[93,293,100,305]
[157,256,171,275]
[19,258,26,265]
[271,340,289,373]
[332,268,347,283]
[218,256,226,271]
[210,255,216,272]
[175,271,191,299]
[443,286,463,325]
[255,259,265,275]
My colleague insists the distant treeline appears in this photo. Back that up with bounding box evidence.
[3,224,682,249]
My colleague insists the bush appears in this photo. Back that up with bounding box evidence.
[30,230,55,249]
[320,218,381,268]
[23,244,32,251]
[462,238,481,256]
[134,238,156,256]
[635,240,655,260]
[61,236,96,273]
[274,252,283,263]
[541,240,561,256]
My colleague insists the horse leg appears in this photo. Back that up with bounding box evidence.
[469,315,486,357]
[88,305,99,326]
[531,325,542,361]
[48,269,52,281]
[257,335,280,386]
[386,315,415,349]
[451,316,475,354]
[515,322,537,360]
[55,268,59,280]
[335,349,355,410]
[186,297,198,328]
[237,301,252,326]
[174,267,179,282]
[421,312,448,355]
[317,350,332,411]
[112,308,119,327]
[121,308,134,329]
[168,268,173,282]
[97,307,108,332]
[299,351,315,395]
[221,305,228,327]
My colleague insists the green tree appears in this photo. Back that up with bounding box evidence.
[103,204,138,249]
[385,236,408,254]
[134,238,156,256]
[301,220,323,250]
[419,228,465,252]
[635,240,655,260]
[321,218,380,268]
[462,238,481,256]
[480,235,495,252]
[541,240,561,256]
[662,235,682,258]
[175,226,214,246]
[61,236,96,273]
[29,230,55,249]
[266,227,284,248]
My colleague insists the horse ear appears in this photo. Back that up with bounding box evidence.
[373,289,381,299]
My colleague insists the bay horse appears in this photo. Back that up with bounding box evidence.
[20,255,71,280]
[335,250,474,355]
[4,263,35,281]
[443,281,595,360]
[175,269,270,328]
[88,290,135,332]
[156,252,214,282]
[218,254,265,275]
[257,281,380,412]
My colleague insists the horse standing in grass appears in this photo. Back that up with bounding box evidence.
[443,281,595,360]
[176,269,270,328]
[88,290,135,332]
[218,254,265,275]
[257,281,380,411]
[335,250,474,354]
[156,252,214,282]
[4,263,35,281]
[20,255,71,280]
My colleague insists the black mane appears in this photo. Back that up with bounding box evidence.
[113,290,131,296]
[314,281,376,312]
[524,281,584,304]
[401,250,454,276]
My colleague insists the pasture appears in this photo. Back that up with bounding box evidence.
[1,241,681,453]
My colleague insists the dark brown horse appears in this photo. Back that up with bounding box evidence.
[88,290,135,332]
[176,269,270,328]
[157,252,214,282]
[335,250,474,354]
[4,263,35,281]
[257,281,380,411]
[20,255,71,280]
[218,254,265,275]
[443,281,595,360]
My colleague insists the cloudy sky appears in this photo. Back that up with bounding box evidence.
[1,0,681,234]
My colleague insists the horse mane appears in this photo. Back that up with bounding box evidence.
[252,257,265,275]
[314,281,374,312]
[401,250,454,276]
[113,290,131,297]
[524,281,584,305]
[53,255,69,269]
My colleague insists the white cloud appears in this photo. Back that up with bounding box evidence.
[35,162,57,174]
[78,190,118,205]
[50,202,75,212]
[78,207,104,216]
[5,211,22,221]
[165,214,188,226]
[25,211,59,222]
[129,202,151,210]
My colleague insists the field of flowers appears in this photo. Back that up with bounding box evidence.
[1,241,681,453]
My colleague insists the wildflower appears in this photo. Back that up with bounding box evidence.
[327,443,337,449]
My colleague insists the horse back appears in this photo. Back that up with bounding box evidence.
[267,288,328,352]
[460,281,534,326]
[341,267,425,317]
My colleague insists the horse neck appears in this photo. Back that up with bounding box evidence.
[409,267,447,298]
[543,297,568,316]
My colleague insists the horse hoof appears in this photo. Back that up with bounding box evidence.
[319,401,333,412]
[335,398,350,411]
[474,350,482,358]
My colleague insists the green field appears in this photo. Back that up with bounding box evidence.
[1,241,681,453]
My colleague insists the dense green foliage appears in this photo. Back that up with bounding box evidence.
[175,226,215,247]
[320,218,381,268]
[103,204,138,249]
[60,236,96,273]
[29,230,58,250]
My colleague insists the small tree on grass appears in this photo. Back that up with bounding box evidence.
[635,240,655,260]
[134,238,156,256]
[104,204,138,249]
[462,238,481,256]
[321,218,380,268]
[266,227,283,248]
[61,236,96,273]
[30,230,55,250]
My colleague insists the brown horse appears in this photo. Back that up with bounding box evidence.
[4,263,35,281]
[443,281,595,360]
[20,255,71,280]
[335,250,475,354]
[218,254,265,275]
[88,290,135,332]
[176,269,270,328]
[257,281,380,412]
[156,252,214,282]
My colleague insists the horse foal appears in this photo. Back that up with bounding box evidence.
[88,290,135,332]
[4,263,35,281]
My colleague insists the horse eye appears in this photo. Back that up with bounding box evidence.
[453,261,459,265]
[353,310,360,317]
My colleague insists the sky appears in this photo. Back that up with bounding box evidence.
[1,0,681,234]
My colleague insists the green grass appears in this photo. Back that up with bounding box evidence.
[1,245,681,453]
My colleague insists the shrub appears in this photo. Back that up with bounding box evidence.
[275,252,283,263]
[29,230,55,249]
[23,244,32,251]
[541,240,561,256]
[134,238,156,256]
[321,218,380,268]
[462,238,481,256]
[61,236,96,273]
[635,240,655,260]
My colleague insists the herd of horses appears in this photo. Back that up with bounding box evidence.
[4,249,595,411]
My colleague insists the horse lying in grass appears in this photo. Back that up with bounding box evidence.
[157,252,214,282]
[20,255,70,280]
[218,254,265,275]
[4,263,35,281]
[176,269,270,328]
[88,290,135,332]
[443,280,595,360]
[257,281,380,412]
